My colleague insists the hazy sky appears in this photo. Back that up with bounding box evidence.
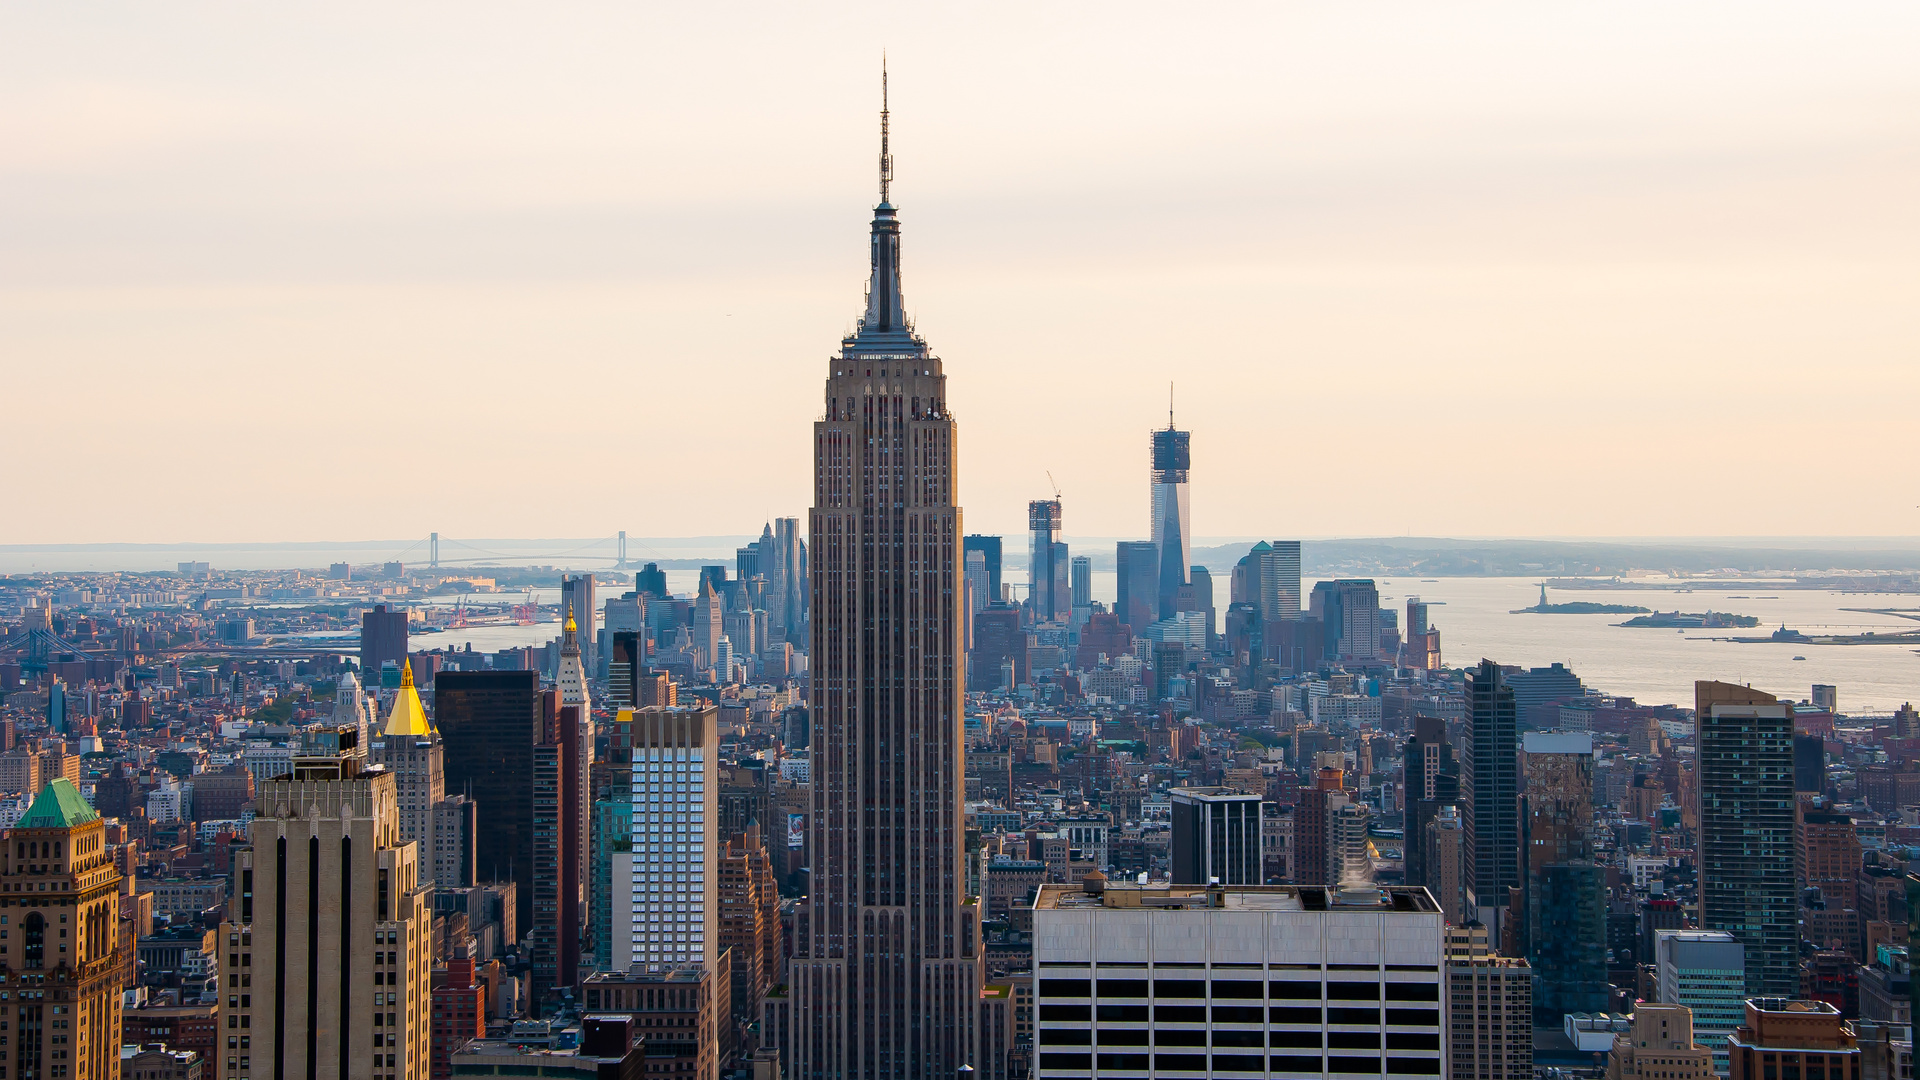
[4,2,1917,546]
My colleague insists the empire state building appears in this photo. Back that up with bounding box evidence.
[790,74,981,1079]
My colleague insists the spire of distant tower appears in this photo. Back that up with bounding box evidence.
[1169,382,1175,430]
[879,57,893,205]
[561,602,580,657]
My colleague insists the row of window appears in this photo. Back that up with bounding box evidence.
[1040,978,1438,1001]
[1039,1004,1439,1026]
[1036,1052,1439,1076]
[1042,1029,1438,1050]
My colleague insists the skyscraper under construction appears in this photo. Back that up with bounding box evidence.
[788,72,980,1079]
[1151,414,1192,621]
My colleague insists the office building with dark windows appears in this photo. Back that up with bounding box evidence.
[1463,659,1519,936]
[360,603,409,686]
[434,669,542,933]
[1169,787,1263,886]
[1696,681,1797,998]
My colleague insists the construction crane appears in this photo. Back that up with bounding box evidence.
[1047,470,1063,501]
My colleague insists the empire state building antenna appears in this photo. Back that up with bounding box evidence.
[879,58,893,204]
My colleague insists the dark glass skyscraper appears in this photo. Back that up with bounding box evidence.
[962,535,1002,602]
[529,691,581,1012]
[1463,658,1519,933]
[791,75,979,1079]
[361,602,409,682]
[1150,421,1191,621]
[1169,787,1262,885]
[1696,680,1797,998]
[434,669,542,931]
[1114,539,1158,635]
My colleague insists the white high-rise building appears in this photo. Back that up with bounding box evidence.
[621,705,717,972]
[1032,881,1445,1080]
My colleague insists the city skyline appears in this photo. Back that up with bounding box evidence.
[4,16,1918,1075]
[5,3,1919,542]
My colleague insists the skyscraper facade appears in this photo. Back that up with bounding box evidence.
[622,705,718,973]
[1696,680,1797,998]
[1168,787,1262,885]
[791,80,980,1079]
[555,609,594,962]
[1464,659,1519,934]
[1521,730,1596,964]
[529,690,583,1010]
[962,535,1003,604]
[1531,862,1608,1022]
[1113,540,1158,635]
[368,661,444,884]
[435,669,541,933]
[1150,421,1191,621]
[1026,500,1068,625]
[224,751,434,1080]
[591,710,636,974]
[1,780,126,1080]
[1232,540,1302,623]
[1186,564,1215,643]
[692,579,722,673]
[1403,715,1457,890]
[560,574,596,672]
[1309,578,1382,663]
[361,603,409,684]
[772,516,807,643]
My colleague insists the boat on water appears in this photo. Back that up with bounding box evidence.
[1794,656,1807,661]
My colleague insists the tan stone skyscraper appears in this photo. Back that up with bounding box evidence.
[789,70,980,1079]
[220,748,433,1080]
[0,779,125,1080]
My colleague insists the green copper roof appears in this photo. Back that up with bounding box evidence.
[17,778,100,829]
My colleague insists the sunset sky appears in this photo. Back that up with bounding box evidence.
[4,2,1917,545]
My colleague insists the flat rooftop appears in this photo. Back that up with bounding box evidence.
[1035,882,1439,913]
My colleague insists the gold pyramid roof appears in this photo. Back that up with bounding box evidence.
[383,658,434,737]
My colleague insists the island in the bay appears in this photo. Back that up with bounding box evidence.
[1511,585,1651,616]
[1615,610,1762,628]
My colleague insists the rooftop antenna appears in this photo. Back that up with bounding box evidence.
[879,57,893,204]
[1169,382,1175,429]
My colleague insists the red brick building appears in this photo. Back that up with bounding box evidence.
[430,952,487,1079]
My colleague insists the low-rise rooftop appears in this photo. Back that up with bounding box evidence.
[1034,881,1438,913]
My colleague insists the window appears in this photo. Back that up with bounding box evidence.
[22,913,43,969]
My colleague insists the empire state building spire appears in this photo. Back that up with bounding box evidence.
[879,59,893,205]
[862,63,908,337]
